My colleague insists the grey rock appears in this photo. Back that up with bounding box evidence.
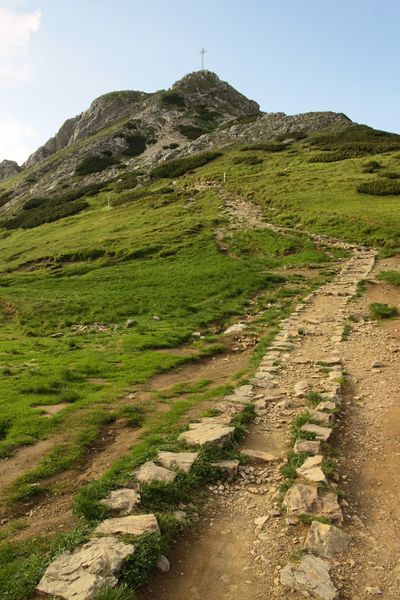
[284,483,319,515]
[157,451,198,473]
[296,455,327,484]
[0,159,20,183]
[37,537,134,600]
[178,422,234,447]
[301,423,332,442]
[309,410,334,426]
[100,489,140,516]
[305,521,350,558]
[156,555,170,573]
[94,514,159,537]
[241,448,279,463]
[280,554,339,600]
[134,461,176,483]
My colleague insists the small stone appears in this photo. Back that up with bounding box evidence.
[365,586,383,595]
[156,555,170,573]
[309,410,334,426]
[224,323,247,335]
[153,315,161,321]
[124,319,137,328]
[294,381,309,397]
[305,521,350,558]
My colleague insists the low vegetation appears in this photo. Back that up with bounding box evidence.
[150,151,222,178]
[369,302,398,319]
[76,154,119,176]
[377,270,400,285]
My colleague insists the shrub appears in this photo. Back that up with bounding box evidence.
[378,171,400,179]
[377,270,400,285]
[241,142,287,152]
[369,302,398,319]
[5,199,89,230]
[76,155,119,176]
[119,134,147,157]
[362,160,382,173]
[276,131,307,141]
[0,190,13,207]
[357,179,400,196]
[178,124,207,140]
[161,92,186,107]
[150,151,222,179]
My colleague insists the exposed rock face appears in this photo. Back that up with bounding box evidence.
[0,159,20,182]
[37,537,134,600]
[280,554,339,600]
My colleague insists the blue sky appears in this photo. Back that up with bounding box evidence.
[0,0,399,163]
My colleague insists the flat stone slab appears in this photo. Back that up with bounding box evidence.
[318,492,343,526]
[305,521,350,558]
[157,451,198,473]
[280,554,339,600]
[94,514,160,537]
[241,448,279,463]
[296,455,327,484]
[134,461,176,483]
[225,384,253,404]
[294,440,321,455]
[178,422,234,447]
[100,489,140,516]
[301,423,332,442]
[37,537,134,600]
[294,381,309,397]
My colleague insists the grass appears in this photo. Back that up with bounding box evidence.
[369,302,398,319]
[377,270,400,285]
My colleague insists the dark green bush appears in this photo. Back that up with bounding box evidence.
[75,155,119,176]
[161,93,186,107]
[362,160,382,173]
[310,124,400,161]
[178,124,207,140]
[120,134,147,157]
[150,151,222,179]
[357,179,400,196]
[5,200,89,230]
[378,171,400,179]
[369,302,398,319]
[0,190,13,207]
[240,142,287,152]
[276,130,307,141]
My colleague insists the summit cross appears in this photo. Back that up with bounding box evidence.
[200,47,207,70]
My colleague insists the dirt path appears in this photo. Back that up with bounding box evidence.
[141,246,392,600]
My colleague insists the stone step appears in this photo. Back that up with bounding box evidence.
[178,422,235,447]
[94,514,160,537]
[157,451,198,473]
[134,461,176,484]
[100,489,140,516]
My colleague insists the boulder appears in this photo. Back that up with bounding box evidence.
[37,537,134,600]
[294,439,321,455]
[134,461,176,483]
[100,489,140,516]
[280,554,339,600]
[157,451,198,473]
[305,521,350,558]
[178,422,234,447]
[94,514,159,537]
[301,423,332,442]
[316,401,336,412]
[317,492,343,526]
[296,455,327,484]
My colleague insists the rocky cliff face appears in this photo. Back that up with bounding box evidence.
[0,160,21,183]
[1,71,354,204]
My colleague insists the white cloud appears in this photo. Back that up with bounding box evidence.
[0,117,39,163]
[0,6,41,83]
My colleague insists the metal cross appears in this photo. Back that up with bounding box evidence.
[200,47,207,70]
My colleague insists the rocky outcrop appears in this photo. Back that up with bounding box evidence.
[0,159,20,183]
